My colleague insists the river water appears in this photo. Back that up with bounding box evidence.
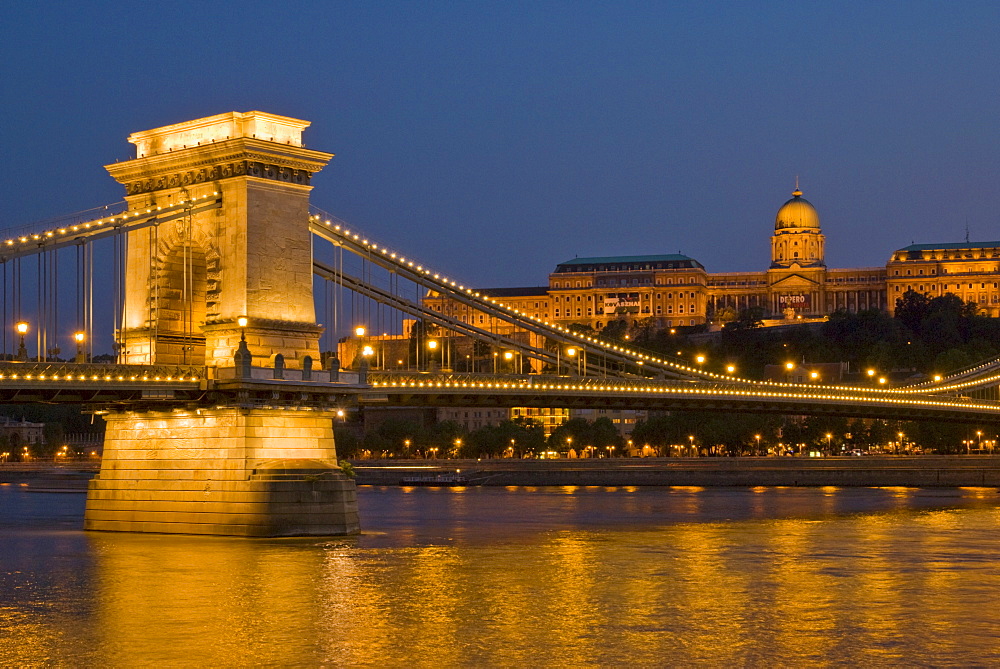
[2,483,1000,666]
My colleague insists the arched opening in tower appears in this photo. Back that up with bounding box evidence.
[153,243,208,365]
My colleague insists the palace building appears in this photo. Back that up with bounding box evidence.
[423,185,1000,330]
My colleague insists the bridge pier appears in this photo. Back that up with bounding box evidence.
[84,407,359,536]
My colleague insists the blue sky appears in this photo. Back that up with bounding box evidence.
[3,1,1000,289]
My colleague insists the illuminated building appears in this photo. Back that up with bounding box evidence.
[423,185,1000,330]
[885,241,1000,316]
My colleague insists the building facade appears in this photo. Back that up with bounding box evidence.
[423,186,1000,330]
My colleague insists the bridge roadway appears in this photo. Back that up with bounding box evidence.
[2,362,1000,422]
[364,371,1000,422]
[354,456,1000,488]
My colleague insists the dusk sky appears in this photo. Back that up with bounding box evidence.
[3,1,1000,290]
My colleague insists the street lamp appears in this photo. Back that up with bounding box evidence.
[15,321,28,361]
[826,433,832,453]
[755,434,761,456]
[427,339,439,371]
[688,435,695,457]
[74,331,86,363]
[897,432,904,455]
[566,346,579,375]
[726,364,736,375]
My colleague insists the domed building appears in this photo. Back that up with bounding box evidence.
[771,187,824,268]
[417,183,1000,342]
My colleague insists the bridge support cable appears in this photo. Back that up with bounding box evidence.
[310,215,719,381]
[0,195,222,263]
[313,260,568,371]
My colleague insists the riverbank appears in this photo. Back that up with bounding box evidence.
[352,456,1000,487]
[6,457,1000,489]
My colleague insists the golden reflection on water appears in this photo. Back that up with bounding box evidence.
[6,487,1000,665]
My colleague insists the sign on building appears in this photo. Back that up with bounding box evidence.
[778,294,811,310]
[603,293,640,314]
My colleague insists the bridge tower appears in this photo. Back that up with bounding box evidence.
[85,112,358,536]
[105,110,330,367]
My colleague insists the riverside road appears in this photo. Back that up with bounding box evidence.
[354,456,1000,488]
[4,457,1000,488]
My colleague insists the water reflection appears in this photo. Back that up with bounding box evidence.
[3,486,1000,665]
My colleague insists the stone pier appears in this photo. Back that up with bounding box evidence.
[85,408,359,536]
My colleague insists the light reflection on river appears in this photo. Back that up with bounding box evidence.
[2,484,1000,666]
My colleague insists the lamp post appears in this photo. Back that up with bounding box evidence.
[897,432,903,455]
[977,430,983,453]
[427,339,439,371]
[15,321,28,361]
[74,331,86,363]
[567,347,578,375]
[688,435,695,457]
[755,434,761,456]
[826,432,832,454]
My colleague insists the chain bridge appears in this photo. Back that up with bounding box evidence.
[3,111,1000,536]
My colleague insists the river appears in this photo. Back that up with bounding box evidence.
[2,483,999,666]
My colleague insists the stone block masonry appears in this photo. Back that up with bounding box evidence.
[85,408,359,536]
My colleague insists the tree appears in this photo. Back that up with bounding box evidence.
[894,289,930,334]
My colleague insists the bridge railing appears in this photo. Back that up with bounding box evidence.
[0,361,204,382]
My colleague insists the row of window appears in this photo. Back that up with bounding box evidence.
[892,282,1000,292]
[552,303,699,317]
[552,277,700,289]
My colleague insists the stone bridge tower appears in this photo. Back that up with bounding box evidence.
[105,111,332,368]
[86,113,358,537]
